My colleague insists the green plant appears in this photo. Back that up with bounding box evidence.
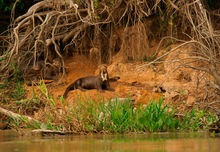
[135,99,179,132]
[0,52,6,62]
[180,109,217,131]
[10,117,22,129]
[101,99,134,133]
[11,82,25,100]
[39,81,56,107]
[3,91,218,133]
[93,0,99,9]
[78,97,217,133]
[0,79,9,89]
[79,98,180,133]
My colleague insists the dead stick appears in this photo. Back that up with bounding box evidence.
[0,106,40,125]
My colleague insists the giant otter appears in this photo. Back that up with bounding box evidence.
[63,64,112,98]
[24,59,61,85]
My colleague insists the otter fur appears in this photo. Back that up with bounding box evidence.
[63,64,111,98]
[24,59,61,85]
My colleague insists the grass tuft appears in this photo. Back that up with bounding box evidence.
[2,84,217,133]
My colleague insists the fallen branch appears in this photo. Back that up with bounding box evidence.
[0,106,40,126]
[31,129,76,135]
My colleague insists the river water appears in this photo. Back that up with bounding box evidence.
[0,130,220,152]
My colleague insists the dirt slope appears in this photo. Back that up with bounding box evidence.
[44,54,162,105]
[23,44,210,112]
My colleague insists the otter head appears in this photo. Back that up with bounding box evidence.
[98,64,108,81]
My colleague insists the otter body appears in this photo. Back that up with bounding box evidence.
[63,75,110,98]
[63,64,114,98]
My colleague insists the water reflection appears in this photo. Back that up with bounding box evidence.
[0,130,220,152]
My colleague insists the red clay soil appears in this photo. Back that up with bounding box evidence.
[24,44,208,112]
[42,54,163,105]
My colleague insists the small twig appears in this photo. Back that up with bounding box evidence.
[138,40,197,68]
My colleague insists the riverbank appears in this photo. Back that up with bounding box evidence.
[1,49,220,133]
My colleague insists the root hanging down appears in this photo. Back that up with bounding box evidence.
[0,0,156,83]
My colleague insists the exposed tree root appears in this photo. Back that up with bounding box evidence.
[0,0,156,84]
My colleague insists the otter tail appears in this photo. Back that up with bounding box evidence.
[63,83,75,98]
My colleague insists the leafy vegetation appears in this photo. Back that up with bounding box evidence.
[0,79,218,132]
[74,98,217,133]
[0,78,24,101]
[4,89,217,133]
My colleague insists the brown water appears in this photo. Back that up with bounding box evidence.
[0,130,220,152]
